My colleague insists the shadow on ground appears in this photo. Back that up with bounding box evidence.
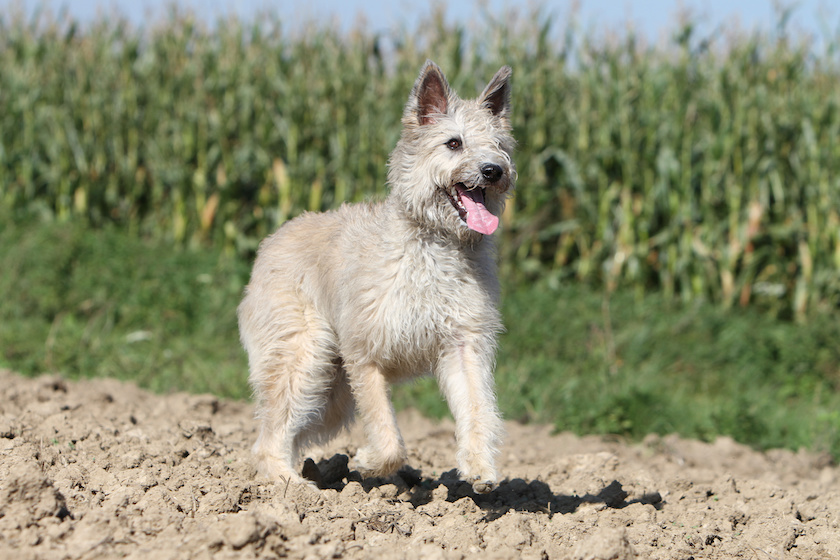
[304,453,663,520]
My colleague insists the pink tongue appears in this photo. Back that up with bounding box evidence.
[457,185,499,235]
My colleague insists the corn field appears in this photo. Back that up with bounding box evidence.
[2,6,840,317]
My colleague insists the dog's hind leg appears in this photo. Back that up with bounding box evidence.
[240,296,338,484]
[437,339,504,494]
[347,363,407,477]
[295,360,355,449]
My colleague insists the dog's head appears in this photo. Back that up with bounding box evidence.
[387,61,516,243]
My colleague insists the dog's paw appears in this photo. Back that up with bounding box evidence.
[460,460,499,494]
[354,446,405,478]
[254,455,312,487]
[469,476,498,494]
[256,469,316,490]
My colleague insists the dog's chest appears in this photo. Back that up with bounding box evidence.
[393,248,480,330]
[343,242,495,369]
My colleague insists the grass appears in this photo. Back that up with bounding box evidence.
[3,217,838,458]
[0,215,250,397]
[494,282,840,458]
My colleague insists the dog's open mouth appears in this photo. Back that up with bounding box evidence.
[445,183,499,235]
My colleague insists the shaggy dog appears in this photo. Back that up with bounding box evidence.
[238,61,515,493]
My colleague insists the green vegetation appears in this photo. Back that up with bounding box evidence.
[494,282,840,459]
[2,6,840,314]
[0,216,249,397]
[1,6,839,457]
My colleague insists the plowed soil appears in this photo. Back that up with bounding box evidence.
[1,369,837,559]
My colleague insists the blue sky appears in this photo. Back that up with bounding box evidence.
[4,1,838,43]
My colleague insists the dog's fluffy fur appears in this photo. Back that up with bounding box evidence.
[237,61,515,493]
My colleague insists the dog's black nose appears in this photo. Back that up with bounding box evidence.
[481,163,503,183]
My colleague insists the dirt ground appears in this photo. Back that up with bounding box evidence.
[1,369,838,559]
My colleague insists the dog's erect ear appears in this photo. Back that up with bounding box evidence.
[479,66,512,119]
[411,60,451,126]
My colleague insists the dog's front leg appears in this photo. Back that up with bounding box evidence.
[437,340,504,493]
[348,362,407,477]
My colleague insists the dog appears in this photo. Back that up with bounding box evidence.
[237,61,515,494]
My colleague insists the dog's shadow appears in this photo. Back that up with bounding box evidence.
[303,454,663,520]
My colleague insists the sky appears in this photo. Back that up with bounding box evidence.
[3,0,838,44]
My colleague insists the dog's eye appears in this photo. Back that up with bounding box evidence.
[445,138,462,150]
